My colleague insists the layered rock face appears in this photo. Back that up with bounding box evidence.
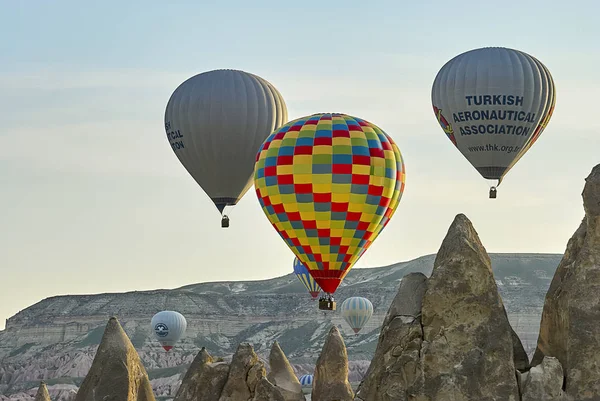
[532,164,600,400]
[357,214,522,401]
[74,317,155,401]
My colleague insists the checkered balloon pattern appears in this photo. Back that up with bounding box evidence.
[254,113,406,294]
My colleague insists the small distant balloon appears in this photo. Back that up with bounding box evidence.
[150,310,187,352]
[340,296,373,334]
[299,374,313,386]
[293,257,321,299]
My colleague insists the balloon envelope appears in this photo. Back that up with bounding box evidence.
[254,113,405,294]
[151,310,187,351]
[293,257,321,299]
[340,296,374,334]
[164,69,288,214]
[299,374,313,386]
[431,47,555,184]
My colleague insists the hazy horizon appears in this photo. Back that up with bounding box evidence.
[2,1,599,329]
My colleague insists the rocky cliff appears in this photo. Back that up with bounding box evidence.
[0,253,560,399]
[357,214,522,400]
[531,164,600,400]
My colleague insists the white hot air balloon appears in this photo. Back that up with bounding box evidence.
[340,296,374,334]
[150,310,187,351]
[164,69,288,227]
[431,47,556,198]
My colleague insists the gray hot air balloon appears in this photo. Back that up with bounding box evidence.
[151,310,187,352]
[164,69,288,227]
[431,47,556,198]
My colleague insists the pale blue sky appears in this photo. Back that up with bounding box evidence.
[1,1,598,329]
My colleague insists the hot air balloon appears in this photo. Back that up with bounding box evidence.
[164,69,288,227]
[293,257,321,299]
[254,113,406,311]
[151,310,187,352]
[340,296,373,334]
[431,47,556,198]
[299,374,313,387]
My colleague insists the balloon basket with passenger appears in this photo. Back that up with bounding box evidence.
[318,294,336,311]
[487,178,501,199]
[216,203,235,229]
[221,215,230,228]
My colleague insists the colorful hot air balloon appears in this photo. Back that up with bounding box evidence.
[164,69,288,227]
[340,296,374,334]
[299,374,313,387]
[151,311,187,352]
[431,47,556,198]
[293,257,321,299]
[254,113,406,304]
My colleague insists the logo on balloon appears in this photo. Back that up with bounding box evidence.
[433,105,457,147]
[154,323,169,337]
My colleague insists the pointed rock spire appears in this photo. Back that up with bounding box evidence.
[355,272,427,400]
[311,326,353,401]
[34,381,52,401]
[532,164,600,400]
[219,343,266,401]
[267,341,304,401]
[74,317,155,401]
[174,347,229,401]
[419,214,520,400]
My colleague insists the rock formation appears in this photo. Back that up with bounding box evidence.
[532,164,600,400]
[420,214,521,400]
[510,326,530,372]
[266,341,304,401]
[173,347,229,401]
[252,378,285,401]
[355,272,427,400]
[74,317,155,401]
[0,253,559,399]
[521,356,566,401]
[358,214,522,400]
[219,343,266,401]
[425,214,523,399]
[34,382,52,401]
[311,326,354,401]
